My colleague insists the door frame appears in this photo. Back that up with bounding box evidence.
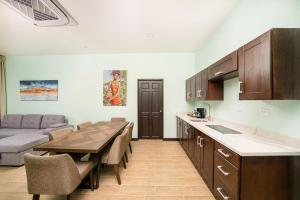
[137,79,164,139]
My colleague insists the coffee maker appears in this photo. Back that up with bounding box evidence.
[196,108,206,118]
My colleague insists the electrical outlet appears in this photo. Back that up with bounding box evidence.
[260,108,270,117]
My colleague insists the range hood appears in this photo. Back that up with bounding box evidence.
[1,0,78,26]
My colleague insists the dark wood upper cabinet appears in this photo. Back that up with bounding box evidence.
[208,51,238,81]
[195,69,223,101]
[186,76,196,101]
[185,78,191,101]
[239,28,300,100]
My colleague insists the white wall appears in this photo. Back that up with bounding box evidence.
[6,53,195,138]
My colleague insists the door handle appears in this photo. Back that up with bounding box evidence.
[159,110,162,113]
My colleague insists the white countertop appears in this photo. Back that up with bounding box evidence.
[177,113,300,156]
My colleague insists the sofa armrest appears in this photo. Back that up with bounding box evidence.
[49,123,67,128]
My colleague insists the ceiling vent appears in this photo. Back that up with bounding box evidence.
[1,0,78,26]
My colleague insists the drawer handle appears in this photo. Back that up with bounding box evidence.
[217,165,230,176]
[214,71,223,76]
[218,149,231,158]
[196,136,201,145]
[217,187,230,200]
[239,81,243,94]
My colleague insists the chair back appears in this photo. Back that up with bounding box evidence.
[107,128,128,165]
[24,153,81,195]
[110,117,126,122]
[49,127,74,141]
[127,122,134,143]
[77,121,92,130]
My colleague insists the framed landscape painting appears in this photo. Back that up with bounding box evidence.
[103,70,127,106]
[20,80,58,101]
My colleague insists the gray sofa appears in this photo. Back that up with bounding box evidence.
[0,114,72,166]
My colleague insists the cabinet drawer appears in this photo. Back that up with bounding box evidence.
[214,175,238,200]
[208,51,238,80]
[215,142,240,168]
[214,152,239,195]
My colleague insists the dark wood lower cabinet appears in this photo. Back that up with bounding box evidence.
[177,119,300,200]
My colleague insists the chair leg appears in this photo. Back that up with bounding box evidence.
[122,156,127,169]
[125,151,128,163]
[67,194,71,200]
[32,195,40,200]
[129,142,133,154]
[113,164,121,185]
[89,170,94,191]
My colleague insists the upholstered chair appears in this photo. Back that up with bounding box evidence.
[24,153,95,200]
[77,121,92,130]
[101,128,128,184]
[110,117,126,122]
[127,122,134,154]
[49,127,74,141]
[48,127,74,156]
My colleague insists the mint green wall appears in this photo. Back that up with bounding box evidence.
[195,0,300,138]
[6,54,195,138]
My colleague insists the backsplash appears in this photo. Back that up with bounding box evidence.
[196,78,300,139]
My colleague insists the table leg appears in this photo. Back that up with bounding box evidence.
[95,153,102,189]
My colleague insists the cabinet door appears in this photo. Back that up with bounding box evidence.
[188,126,195,159]
[190,76,196,100]
[208,51,238,80]
[200,69,208,100]
[182,122,189,151]
[239,31,272,100]
[200,133,214,189]
[193,130,202,172]
[195,72,202,100]
[186,79,191,101]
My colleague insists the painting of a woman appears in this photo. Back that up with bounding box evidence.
[103,70,127,106]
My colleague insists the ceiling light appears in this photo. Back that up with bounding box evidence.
[0,0,78,26]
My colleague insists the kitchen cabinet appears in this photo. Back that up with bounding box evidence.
[177,117,300,200]
[186,76,196,101]
[195,69,223,101]
[208,51,238,80]
[239,28,300,100]
[176,117,183,145]
[199,133,214,189]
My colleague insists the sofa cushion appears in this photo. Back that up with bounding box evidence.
[1,114,23,128]
[40,115,65,129]
[0,134,48,153]
[0,128,45,136]
[21,114,43,129]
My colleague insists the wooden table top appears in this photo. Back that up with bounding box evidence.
[34,121,129,154]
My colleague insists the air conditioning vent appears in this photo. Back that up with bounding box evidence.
[1,0,78,26]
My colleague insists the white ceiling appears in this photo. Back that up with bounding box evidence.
[0,0,239,55]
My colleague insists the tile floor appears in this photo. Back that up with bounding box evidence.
[0,140,215,200]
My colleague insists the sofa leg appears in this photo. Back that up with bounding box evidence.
[113,164,121,185]
[32,194,40,200]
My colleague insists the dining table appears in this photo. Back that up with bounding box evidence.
[34,121,129,189]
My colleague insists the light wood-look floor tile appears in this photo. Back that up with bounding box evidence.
[0,140,215,200]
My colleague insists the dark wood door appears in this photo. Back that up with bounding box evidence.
[239,31,272,100]
[138,80,163,139]
[200,133,214,189]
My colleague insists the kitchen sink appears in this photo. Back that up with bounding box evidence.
[206,125,242,134]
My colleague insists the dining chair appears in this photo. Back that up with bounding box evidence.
[48,127,74,156]
[24,153,95,200]
[127,122,134,154]
[77,121,92,130]
[110,117,126,122]
[101,128,128,184]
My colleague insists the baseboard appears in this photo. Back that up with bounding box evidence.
[163,138,179,141]
[131,138,139,141]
